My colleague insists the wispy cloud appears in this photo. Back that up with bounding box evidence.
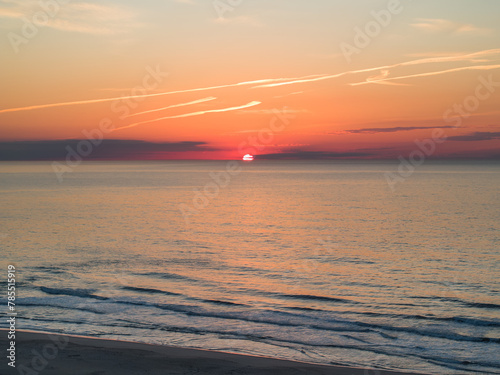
[329,113,500,134]
[255,150,374,160]
[0,1,140,35]
[411,18,493,36]
[0,6,22,19]
[214,15,262,27]
[112,101,262,132]
[332,125,456,135]
[0,140,217,160]
[406,51,478,59]
[447,132,500,142]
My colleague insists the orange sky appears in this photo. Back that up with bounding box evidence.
[1,0,499,160]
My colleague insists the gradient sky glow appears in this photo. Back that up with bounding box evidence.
[1,0,500,160]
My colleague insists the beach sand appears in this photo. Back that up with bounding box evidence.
[1,329,429,374]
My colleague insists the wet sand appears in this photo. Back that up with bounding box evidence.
[0,329,429,374]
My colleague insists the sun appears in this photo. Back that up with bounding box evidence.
[242,154,254,161]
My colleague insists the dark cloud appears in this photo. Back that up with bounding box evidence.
[447,132,500,142]
[254,150,374,160]
[0,140,217,161]
[334,125,456,135]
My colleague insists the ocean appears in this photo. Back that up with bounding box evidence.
[1,160,499,374]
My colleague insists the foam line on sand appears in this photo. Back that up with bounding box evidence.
[0,329,430,374]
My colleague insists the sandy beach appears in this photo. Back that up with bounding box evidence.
[0,329,430,375]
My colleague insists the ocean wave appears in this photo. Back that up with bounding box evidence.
[31,266,67,274]
[410,295,500,310]
[40,287,108,300]
[122,286,182,296]
[29,285,500,340]
[135,271,199,282]
[285,307,500,328]
[11,315,499,374]
[23,290,500,346]
[201,299,246,306]
[121,285,246,306]
[274,292,358,304]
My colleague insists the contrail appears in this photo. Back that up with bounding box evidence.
[112,101,262,132]
[2,49,499,114]
[364,69,411,86]
[253,49,500,88]
[350,64,500,86]
[165,101,262,119]
[125,97,217,118]
[253,73,341,88]
[0,78,286,115]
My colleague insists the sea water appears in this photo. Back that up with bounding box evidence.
[0,160,499,374]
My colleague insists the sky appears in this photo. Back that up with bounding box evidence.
[0,0,499,160]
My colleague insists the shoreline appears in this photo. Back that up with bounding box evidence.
[0,328,430,375]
